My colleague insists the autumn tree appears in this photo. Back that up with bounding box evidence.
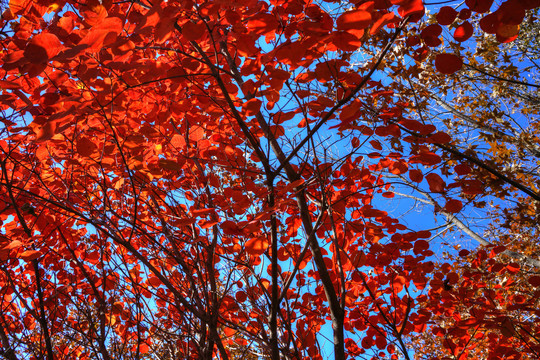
[374,3,540,359]
[0,0,539,360]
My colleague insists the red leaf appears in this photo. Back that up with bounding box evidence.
[158,159,182,171]
[147,276,162,287]
[413,239,430,255]
[437,6,458,25]
[421,24,442,47]
[331,31,363,51]
[139,343,149,354]
[409,169,423,183]
[4,240,22,250]
[76,137,98,158]
[361,336,374,349]
[31,120,58,142]
[235,291,248,303]
[454,21,474,42]
[370,12,398,35]
[245,237,270,256]
[82,4,108,26]
[360,205,388,218]
[459,249,470,257]
[0,80,21,89]
[421,24,442,38]
[182,21,206,41]
[8,0,31,15]
[79,17,124,51]
[426,173,445,193]
[416,230,431,238]
[247,13,279,35]
[392,275,407,293]
[410,152,441,166]
[336,10,372,30]
[493,245,506,254]
[465,0,494,13]
[528,275,540,287]
[397,0,425,21]
[24,33,63,64]
[459,9,472,21]
[479,12,499,34]
[155,15,176,44]
[19,250,41,261]
[399,119,435,134]
[243,99,262,116]
[497,24,520,43]
[444,199,463,213]
[428,131,452,144]
[340,100,361,121]
[375,335,387,350]
[369,140,382,150]
[435,53,463,74]
[506,263,520,273]
[454,164,471,175]
[521,0,540,9]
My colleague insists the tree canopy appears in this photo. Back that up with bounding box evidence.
[0,0,539,359]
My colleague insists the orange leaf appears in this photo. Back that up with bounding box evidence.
[336,10,372,31]
[58,16,75,34]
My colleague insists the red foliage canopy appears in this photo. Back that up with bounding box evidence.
[0,0,538,359]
